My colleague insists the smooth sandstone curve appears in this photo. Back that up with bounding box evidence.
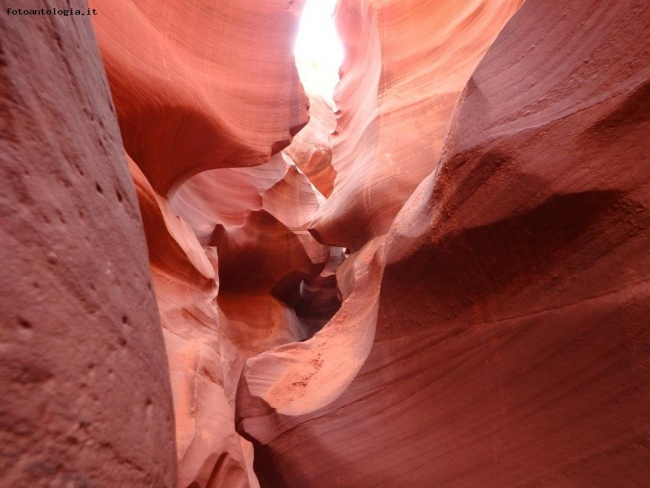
[236,0,650,486]
[90,0,309,195]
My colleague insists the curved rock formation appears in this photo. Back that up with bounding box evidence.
[235,1,525,439]
[129,156,257,487]
[89,0,309,195]
[88,1,319,486]
[0,3,176,486]
[237,0,650,486]
[237,236,384,418]
[309,0,524,250]
[283,95,338,198]
[5,0,649,486]
[170,154,339,336]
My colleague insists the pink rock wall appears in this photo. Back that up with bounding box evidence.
[309,0,524,250]
[237,0,650,486]
[90,1,327,486]
[3,0,649,486]
[283,94,338,198]
[0,2,176,486]
[237,0,524,439]
[89,0,309,195]
[128,156,254,487]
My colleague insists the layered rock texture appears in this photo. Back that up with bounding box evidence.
[89,0,319,486]
[2,0,649,487]
[239,0,650,486]
[309,0,525,251]
[88,0,309,195]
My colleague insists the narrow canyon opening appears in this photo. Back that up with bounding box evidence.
[293,0,344,103]
[167,0,348,346]
[3,0,649,487]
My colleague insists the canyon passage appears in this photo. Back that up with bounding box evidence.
[1,0,649,487]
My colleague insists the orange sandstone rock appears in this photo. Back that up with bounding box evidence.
[88,1,320,485]
[309,0,523,250]
[283,95,338,198]
[7,0,649,486]
[89,0,309,195]
[129,155,259,487]
[237,1,650,486]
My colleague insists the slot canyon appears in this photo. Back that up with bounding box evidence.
[1,0,649,486]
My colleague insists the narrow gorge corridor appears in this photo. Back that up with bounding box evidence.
[1,0,649,487]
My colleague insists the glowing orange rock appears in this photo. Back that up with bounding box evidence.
[237,1,650,486]
[310,0,524,250]
[89,0,309,195]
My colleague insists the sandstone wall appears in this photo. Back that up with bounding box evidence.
[0,1,176,485]
[3,0,648,486]
[238,0,650,486]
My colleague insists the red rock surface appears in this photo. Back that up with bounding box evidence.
[0,2,176,486]
[130,131,340,487]
[128,156,258,487]
[89,0,309,195]
[283,94,338,198]
[4,0,649,486]
[236,0,524,433]
[237,0,650,486]
[309,0,524,250]
[87,0,325,485]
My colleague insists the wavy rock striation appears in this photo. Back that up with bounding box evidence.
[236,0,522,481]
[309,0,524,250]
[283,94,338,198]
[237,0,523,437]
[89,0,309,195]
[4,0,649,486]
[237,0,650,486]
[89,1,330,486]
[128,156,255,487]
